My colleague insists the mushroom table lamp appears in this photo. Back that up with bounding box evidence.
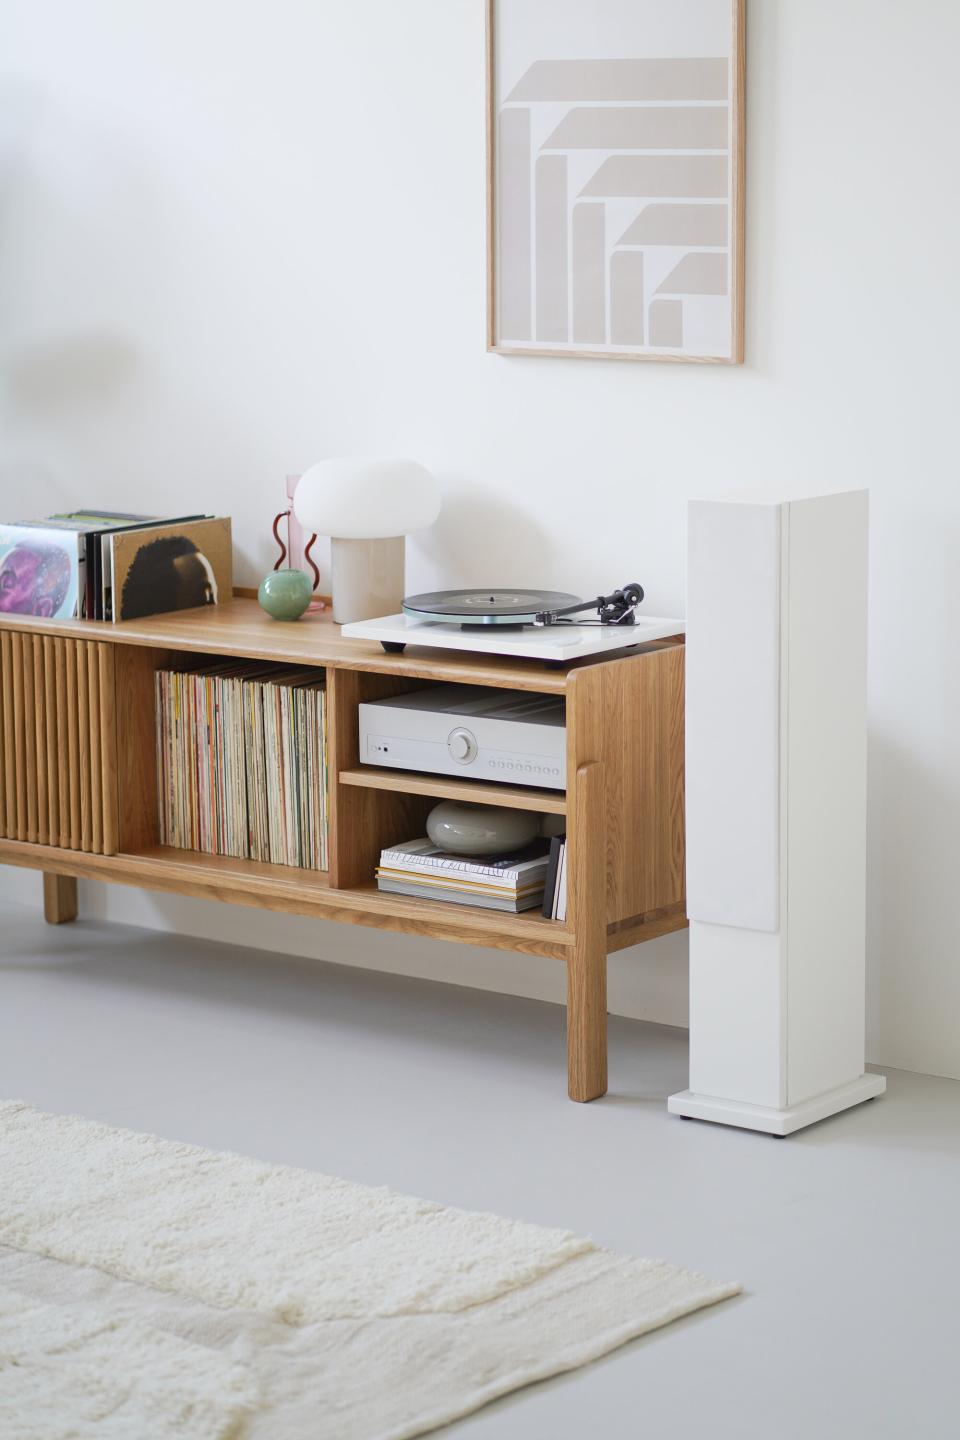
[293,457,440,624]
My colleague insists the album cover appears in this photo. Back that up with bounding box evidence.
[99,514,206,620]
[43,511,155,618]
[0,523,81,619]
[111,517,232,622]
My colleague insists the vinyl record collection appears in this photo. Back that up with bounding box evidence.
[155,662,328,869]
[0,511,231,622]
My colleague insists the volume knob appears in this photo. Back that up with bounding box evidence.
[447,727,478,764]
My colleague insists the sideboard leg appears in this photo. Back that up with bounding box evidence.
[43,873,78,925]
[567,933,608,1102]
[567,758,608,1102]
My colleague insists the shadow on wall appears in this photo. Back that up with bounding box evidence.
[0,331,138,514]
[1,334,138,414]
[0,77,138,414]
[865,500,960,1081]
[867,734,960,1080]
[413,488,557,590]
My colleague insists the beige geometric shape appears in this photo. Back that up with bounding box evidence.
[618,204,728,247]
[507,58,728,103]
[498,108,532,341]
[535,155,568,343]
[543,107,728,152]
[572,204,605,345]
[610,251,644,346]
[580,155,728,199]
[656,252,728,295]
[648,299,684,348]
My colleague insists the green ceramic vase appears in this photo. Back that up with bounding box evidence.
[258,569,313,621]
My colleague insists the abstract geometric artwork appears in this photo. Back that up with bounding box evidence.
[487,0,744,363]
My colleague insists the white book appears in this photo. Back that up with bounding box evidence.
[555,843,568,922]
[379,838,550,887]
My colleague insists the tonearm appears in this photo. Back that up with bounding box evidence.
[534,582,645,627]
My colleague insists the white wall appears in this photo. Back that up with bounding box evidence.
[1,1,957,1077]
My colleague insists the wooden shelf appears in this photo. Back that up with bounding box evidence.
[339,766,567,815]
[0,839,573,960]
[339,880,572,957]
[0,599,572,694]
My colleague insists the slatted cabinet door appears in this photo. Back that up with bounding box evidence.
[0,632,117,856]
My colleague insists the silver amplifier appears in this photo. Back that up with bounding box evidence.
[358,685,566,790]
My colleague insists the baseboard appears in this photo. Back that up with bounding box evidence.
[0,870,691,1028]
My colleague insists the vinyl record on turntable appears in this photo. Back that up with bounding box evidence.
[402,588,581,626]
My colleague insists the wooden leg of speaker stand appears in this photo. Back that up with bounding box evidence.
[567,761,608,1102]
[43,873,78,925]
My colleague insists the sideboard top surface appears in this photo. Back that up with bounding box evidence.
[0,598,683,694]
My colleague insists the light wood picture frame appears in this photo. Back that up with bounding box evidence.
[487,0,745,364]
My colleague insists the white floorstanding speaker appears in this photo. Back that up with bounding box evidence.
[668,490,885,1135]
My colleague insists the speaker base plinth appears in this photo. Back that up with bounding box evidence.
[667,1073,887,1137]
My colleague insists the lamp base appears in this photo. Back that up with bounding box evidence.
[331,536,404,624]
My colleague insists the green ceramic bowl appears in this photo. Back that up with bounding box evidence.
[258,569,313,621]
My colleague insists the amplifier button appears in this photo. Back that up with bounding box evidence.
[447,727,478,764]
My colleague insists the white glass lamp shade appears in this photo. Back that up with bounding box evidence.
[293,457,440,540]
[292,457,440,624]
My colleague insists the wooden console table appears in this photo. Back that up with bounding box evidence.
[0,599,686,1101]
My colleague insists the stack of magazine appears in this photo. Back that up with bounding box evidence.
[376,838,552,913]
[156,662,328,870]
[0,511,231,622]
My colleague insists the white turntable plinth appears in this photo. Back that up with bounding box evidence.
[341,613,685,661]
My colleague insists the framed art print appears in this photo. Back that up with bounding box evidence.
[487,0,744,363]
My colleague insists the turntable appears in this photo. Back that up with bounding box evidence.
[341,584,685,661]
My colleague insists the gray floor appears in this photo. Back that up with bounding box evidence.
[2,901,957,1439]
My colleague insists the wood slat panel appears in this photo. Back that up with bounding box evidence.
[44,636,59,847]
[22,634,38,843]
[99,642,118,856]
[0,631,5,839]
[77,640,92,851]
[55,639,70,848]
[0,632,110,854]
[87,643,103,854]
[65,638,81,848]
[33,636,49,846]
[11,632,27,841]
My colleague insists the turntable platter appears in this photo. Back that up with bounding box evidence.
[402,588,581,626]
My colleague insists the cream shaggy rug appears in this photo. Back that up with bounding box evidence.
[0,1101,739,1438]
